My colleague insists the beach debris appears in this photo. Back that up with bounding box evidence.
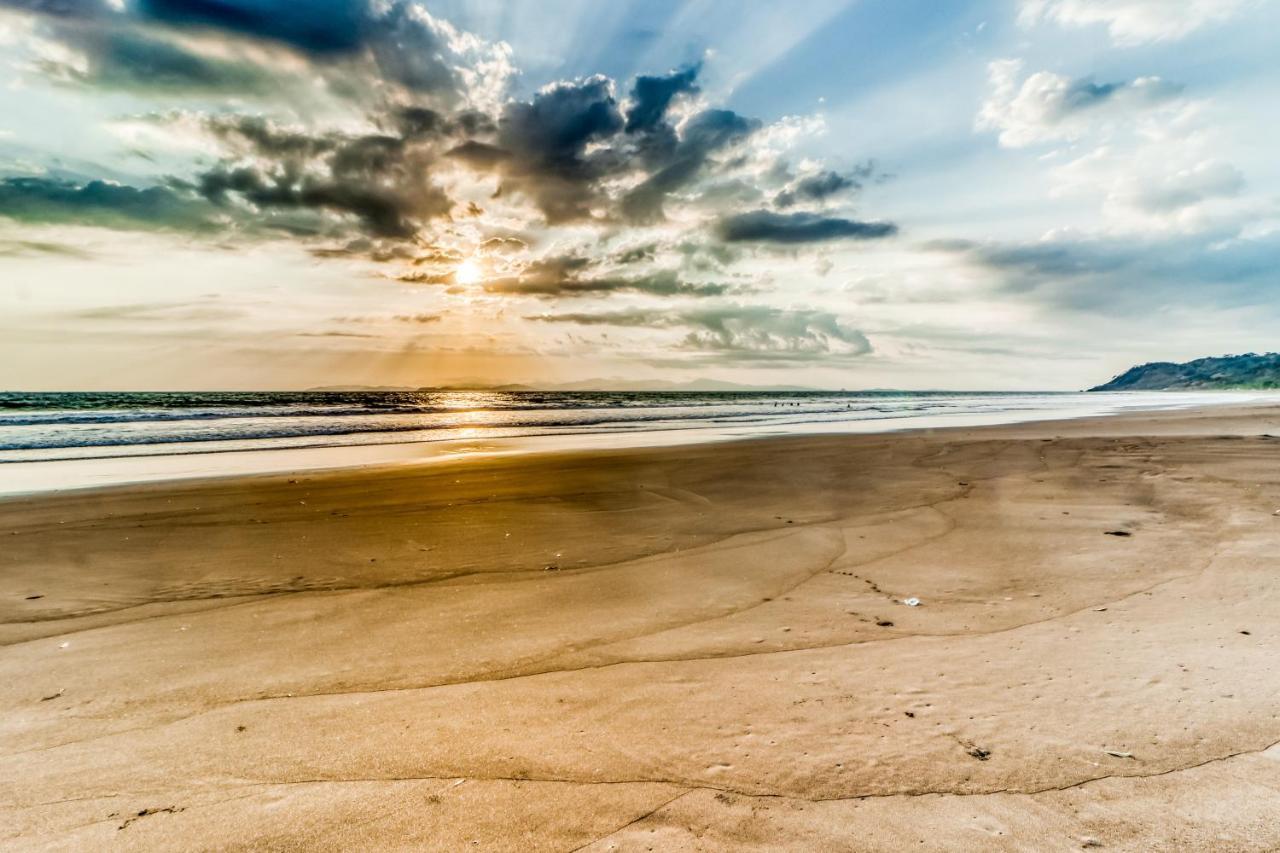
[25,594,43,600]
[543,564,560,571]
[1080,837,1103,849]
[118,806,185,832]
[1103,530,1131,537]
[967,746,991,761]
[40,690,63,702]
[58,642,69,649]
[1104,750,1134,759]
[1240,630,1252,635]
[903,597,921,607]
[876,620,894,627]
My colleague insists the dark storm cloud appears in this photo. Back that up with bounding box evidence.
[136,0,471,98]
[482,255,730,299]
[204,114,342,159]
[445,140,509,169]
[34,26,276,93]
[0,176,216,232]
[134,0,368,54]
[625,64,700,133]
[189,114,453,239]
[774,165,874,208]
[195,165,436,238]
[622,108,760,223]
[2,0,109,17]
[528,304,872,362]
[483,76,626,223]
[716,210,897,244]
[446,65,761,226]
[0,6,899,274]
[5,0,486,102]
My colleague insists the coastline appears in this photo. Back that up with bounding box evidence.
[0,391,1266,497]
[3,402,1280,849]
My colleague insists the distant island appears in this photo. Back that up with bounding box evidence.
[1090,353,1280,391]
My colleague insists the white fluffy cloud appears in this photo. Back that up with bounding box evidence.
[977,57,1257,235]
[1019,0,1254,45]
[977,59,1180,147]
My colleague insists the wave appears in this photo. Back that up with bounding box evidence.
[0,402,1026,452]
[0,389,1215,461]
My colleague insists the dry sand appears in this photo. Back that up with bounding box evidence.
[3,404,1280,851]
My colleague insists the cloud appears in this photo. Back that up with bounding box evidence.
[452,65,763,226]
[1018,0,1253,45]
[774,167,871,208]
[1132,160,1244,213]
[30,24,278,94]
[715,210,897,244]
[625,64,700,133]
[621,107,760,223]
[1052,145,1250,232]
[481,255,730,298]
[0,4,893,289]
[297,330,377,338]
[933,230,1280,311]
[0,176,216,232]
[70,300,245,322]
[397,270,455,285]
[133,0,372,54]
[187,114,454,238]
[0,238,94,258]
[978,59,1181,147]
[528,304,872,362]
[487,75,625,223]
[5,0,514,105]
[976,59,1248,235]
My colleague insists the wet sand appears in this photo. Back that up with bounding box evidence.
[3,403,1280,850]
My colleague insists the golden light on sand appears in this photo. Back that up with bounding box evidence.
[455,258,482,285]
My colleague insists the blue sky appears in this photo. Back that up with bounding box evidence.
[0,0,1277,390]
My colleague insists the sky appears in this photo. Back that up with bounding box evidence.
[0,0,1277,391]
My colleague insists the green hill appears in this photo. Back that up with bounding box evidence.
[1090,353,1280,391]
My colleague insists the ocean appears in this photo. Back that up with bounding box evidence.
[0,389,1256,493]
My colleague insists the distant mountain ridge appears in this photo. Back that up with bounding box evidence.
[1090,353,1280,391]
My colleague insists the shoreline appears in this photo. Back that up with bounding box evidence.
[0,393,1268,498]
[4,403,1280,849]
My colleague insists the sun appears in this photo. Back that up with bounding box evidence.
[455,258,482,285]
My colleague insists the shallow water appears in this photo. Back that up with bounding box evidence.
[0,389,1259,494]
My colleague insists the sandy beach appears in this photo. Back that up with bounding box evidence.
[3,403,1280,851]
